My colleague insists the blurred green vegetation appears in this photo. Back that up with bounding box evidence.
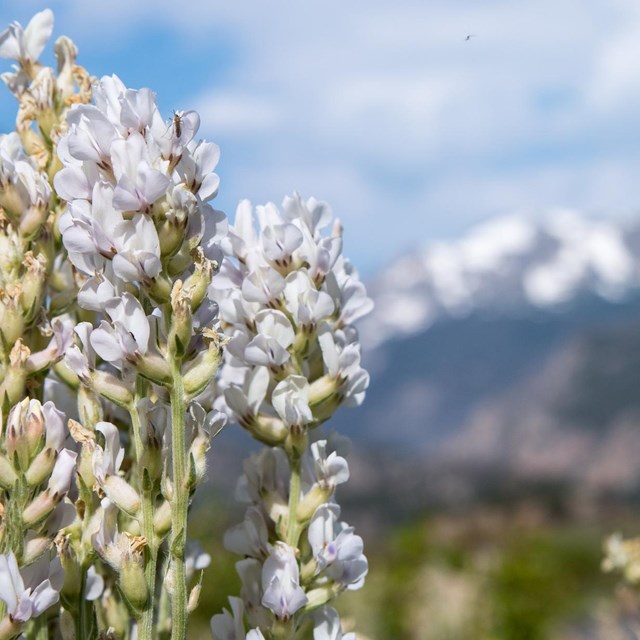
[184,493,639,640]
[342,507,630,640]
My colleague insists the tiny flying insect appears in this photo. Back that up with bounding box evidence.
[163,110,184,138]
[172,110,183,138]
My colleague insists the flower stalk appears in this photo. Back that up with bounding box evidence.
[169,361,188,640]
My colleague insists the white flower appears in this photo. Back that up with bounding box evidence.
[210,596,246,640]
[92,423,140,515]
[224,366,269,426]
[110,131,169,212]
[244,310,294,367]
[110,213,161,283]
[0,9,53,64]
[236,559,270,630]
[312,606,355,640]
[282,193,331,235]
[185,539,211,580]
[0,551,61,623]
[272,376,313,427]
[90,294,150,365]
[92,499,142,569]
[92,422,124,484]
[235,448,290,507]
[317,329,369,407]
[200,205,228,261]
[242,267,285,305]
[59,182,121,273]
[307,504,367,591]
[308,440,349,488]
[224,507,270,559]
[177,141,220,201]
[47,449,77,498]
[261,542,308,618]
[222,200,260,266]
[260,221,303,267]
[283,271,334,327]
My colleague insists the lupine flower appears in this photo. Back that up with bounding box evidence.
[307,504,368,590]
[0,9,53,93]
[261,542,308,618]
[210,596,246,640]
[272,376,313,428]
[312,606,356,640]
[92,422,140,515]
[0,551,61,623]
[224,507,270,559]
[90,294,150,366]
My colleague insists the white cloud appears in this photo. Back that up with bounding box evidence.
[3,1,640,273]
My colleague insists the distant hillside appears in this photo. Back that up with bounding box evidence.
[212,212,640,515]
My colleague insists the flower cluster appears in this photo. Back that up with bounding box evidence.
[210,196,371,639]
[0,399,76,637]
[52,67,228,640]
[0,10,373,640]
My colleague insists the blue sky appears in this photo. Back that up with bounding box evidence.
[2,1,640,275]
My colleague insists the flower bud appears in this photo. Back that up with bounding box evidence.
[297,484,333,523]
[68,419,96,489]
[77,386,103,429]
[182,249,212,312]
[19,199,50,238]
[153,500,172,537]
[157,214,188,258]
[148,274,172,303]
[90,370,134,408]
[304,586,334,610]
[169,280,193,359]
[102,476,141,517]
[23,399,46,454]
[0,341,30,406]
[0,456,17,489]
[136,353,172,386]
[23,536,53,566]
[0,616,23,640]
[20,253,47,319]
[102,587,129,639]
[120,558,148,613]
[251,416,288,446]
[183,340,221,398]
[23,491,57,527]
[56,536,82,601]
[25,447,56,486]
[0,183,25,223]
[59,610,75,640]
[308,374,339,407]
[6,398,34,471]
[187,582,202,613]
[0,287,25,353]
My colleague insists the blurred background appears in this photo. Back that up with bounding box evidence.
[5,1,640,637]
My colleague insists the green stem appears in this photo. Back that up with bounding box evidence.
[3,476,29,559]
[169,361,188,640]
[157,553,172,640]
[25,614,48,640]
[130,388,157,640]
[77,567,97,640]
[286,453,302,547]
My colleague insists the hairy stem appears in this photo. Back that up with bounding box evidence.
[77,567,97,640]
[286,453,302,548]
[170,361,188,640]
[130,388,157,640]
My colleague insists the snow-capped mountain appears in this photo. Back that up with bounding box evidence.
[360,211,640,349]
[319,210,640,508]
